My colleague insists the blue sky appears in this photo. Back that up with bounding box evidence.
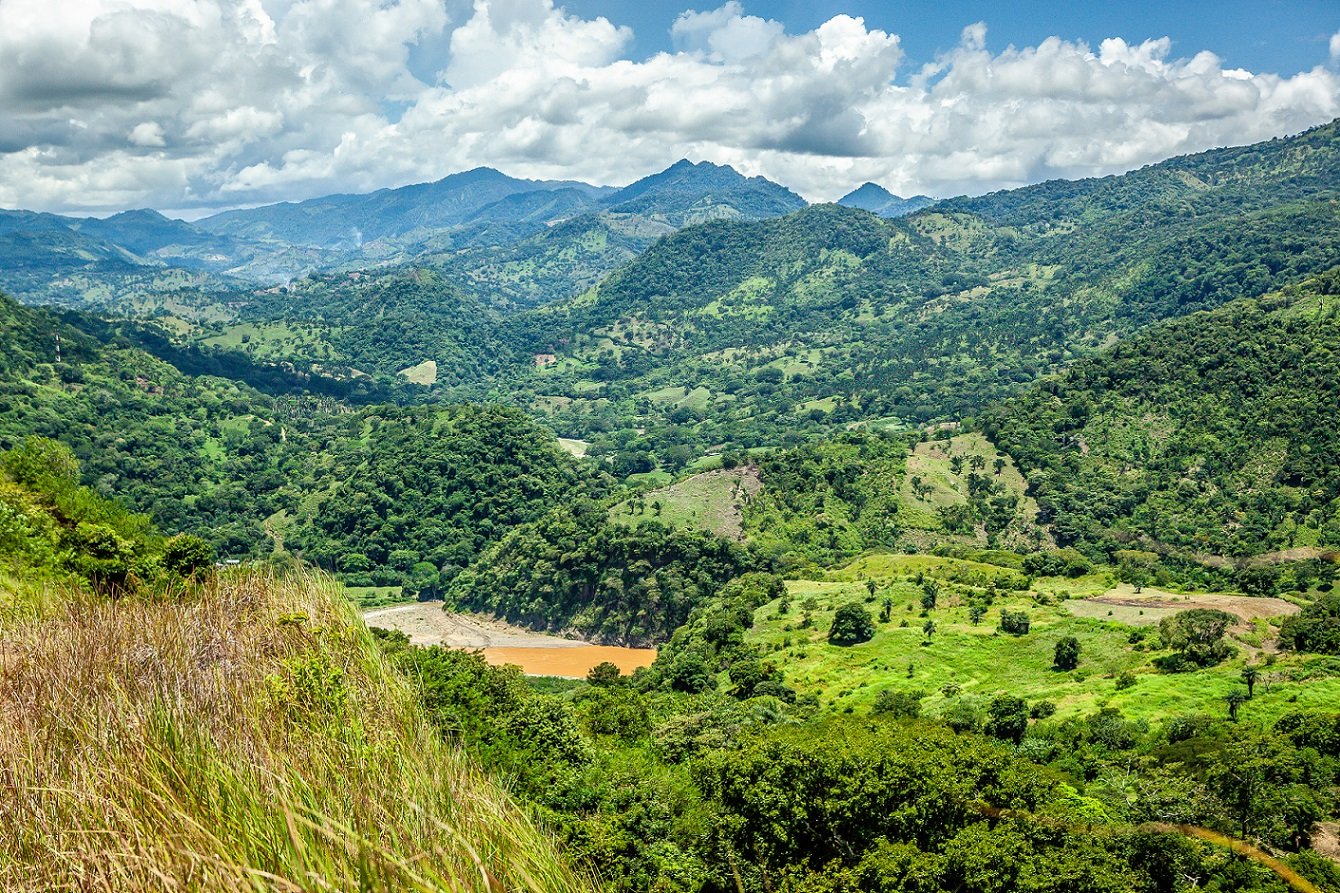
[568,0,1339,75]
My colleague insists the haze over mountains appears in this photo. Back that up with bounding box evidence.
[0,159,893,308]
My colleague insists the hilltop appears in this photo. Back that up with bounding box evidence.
[837,181,936,216]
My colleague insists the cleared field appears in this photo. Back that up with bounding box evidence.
[397,359,437,385]
[557,437,590,457]
[1065,584,1299,627]
[744,554,1340,725]
[199,320,339,359]
[610,466,762,540]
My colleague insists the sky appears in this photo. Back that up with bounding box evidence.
[1,0,1338,217]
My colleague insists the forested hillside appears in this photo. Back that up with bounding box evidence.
[500,121,1340,462]
[0,292,593,582]
[984,269,1340,564]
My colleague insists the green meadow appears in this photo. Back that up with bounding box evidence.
[747,554,1340,726]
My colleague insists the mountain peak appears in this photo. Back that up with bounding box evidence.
[838,183,896,210]
[837,183,935,218]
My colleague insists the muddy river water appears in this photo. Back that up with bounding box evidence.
[361,601,656,678]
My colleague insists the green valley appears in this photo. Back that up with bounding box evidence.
[4,107,1340,893]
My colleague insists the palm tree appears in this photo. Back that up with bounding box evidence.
[1225,689,1249,722]
[1241,665,1259,698]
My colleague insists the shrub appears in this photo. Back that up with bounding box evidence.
[872,690,925,719]
[998,610,1030,635]
[1053,635,1081,670]
[1029,700,1056,719]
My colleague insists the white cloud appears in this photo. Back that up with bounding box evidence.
[0,0,1338,213]
[129,122,167,148]
[672,1,783,62]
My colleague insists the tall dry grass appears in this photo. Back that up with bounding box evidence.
[0,569,591,893]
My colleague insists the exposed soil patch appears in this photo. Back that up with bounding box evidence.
[362,601,584,648]
[1065,584,1299,629]
[1315,822,1340,864]
[361,601,656,678]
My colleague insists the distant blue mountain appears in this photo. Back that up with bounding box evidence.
[197,168,615,249]
[0,161,811,308]
[837,182,935,217]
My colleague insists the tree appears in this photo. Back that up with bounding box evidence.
[587,661,623,687]
[984,695,1029,744]
[922,619,936,641]
[1225,690,1249,722]
[1159,609,1236,667]
[1053,636,1081,671]
[1241,664,1259,698]
[829,603,876,646]
[403,561,441,598]
[1278,593,1340,654]
[998,610,1030,635]
[968,604,985,626]
[920,580,939,611]
[161,533,214,578]
[880,596,894,623]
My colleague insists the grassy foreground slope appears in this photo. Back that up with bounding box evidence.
[0,569,589,892]
[0,439,587,891]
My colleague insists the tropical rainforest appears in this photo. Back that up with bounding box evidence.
[3,122,1340,892]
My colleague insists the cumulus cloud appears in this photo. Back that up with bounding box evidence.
[1,0,1338,213]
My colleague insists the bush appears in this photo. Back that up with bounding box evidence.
[1029,700,1056,719]
[1053,636,1081,670]
[872,689,924,719]
[998,610,1030,635]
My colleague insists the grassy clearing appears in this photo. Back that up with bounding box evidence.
[344,583,413,608]
[748,555,1340,728]
[899,433,1051,549]
[557,437,591,457]
[200,321,339,360]
[0,570,589,893]
[398,358,438,385]
[610,467,762,540]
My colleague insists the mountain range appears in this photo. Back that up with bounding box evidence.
[0,159,859,308]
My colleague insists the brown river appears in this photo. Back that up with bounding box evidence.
[361,601,656,678]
